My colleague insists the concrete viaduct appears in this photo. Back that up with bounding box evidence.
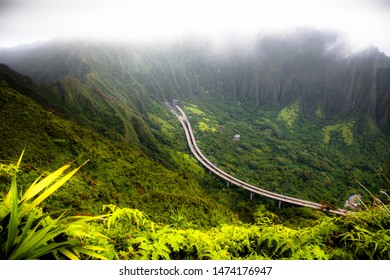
[173,105,349,216]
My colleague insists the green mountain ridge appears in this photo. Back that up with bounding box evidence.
[0,69,241,228]
[1,32,389,126]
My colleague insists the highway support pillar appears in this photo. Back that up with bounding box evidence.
[250,192,255,200]
[278,200,282,208]
[227,181,230,187]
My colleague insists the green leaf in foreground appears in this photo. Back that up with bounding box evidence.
[0,152,107,260]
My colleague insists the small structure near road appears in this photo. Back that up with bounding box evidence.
[233,134,241,141]
[344,194,362,209]
[172,99,179,107]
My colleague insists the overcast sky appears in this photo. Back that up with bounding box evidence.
[0,0,389,54]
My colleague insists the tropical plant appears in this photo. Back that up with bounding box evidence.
[0,151,109,259]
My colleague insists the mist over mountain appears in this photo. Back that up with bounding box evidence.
[1,30,389,128]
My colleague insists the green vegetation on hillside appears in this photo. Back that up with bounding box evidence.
[182,94,389,206]
[0,80,240,228]
[1,157,389,260]
[184,105,206,116]
[322,122,354,145]
[277,103,299,128]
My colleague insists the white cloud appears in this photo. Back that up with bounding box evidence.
[0,0,389,54]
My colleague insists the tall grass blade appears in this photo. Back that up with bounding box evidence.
[74,247,108,260]
[58,248,80,260]
[10,217,63,259]
[25,241,77,260]
[4,149,25,206]
[16,149,24,169]
[357,181,374,198]
[5,150,24,256]
[21,163,71,203]
[357,180,390,216]
[21,161,88,217]
[18,211,36,245]
[5,171,19,256]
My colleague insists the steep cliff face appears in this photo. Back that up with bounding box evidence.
[150,35,390,125]
[1,31,389,126]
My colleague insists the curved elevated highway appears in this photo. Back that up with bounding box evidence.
[174,105,349,216]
